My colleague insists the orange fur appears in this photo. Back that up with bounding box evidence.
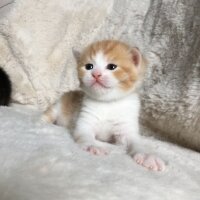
[61,91,83,117]
[60,91,84,129]
[42,91,83,129]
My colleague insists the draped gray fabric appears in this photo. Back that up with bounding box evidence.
[140,0,200,150]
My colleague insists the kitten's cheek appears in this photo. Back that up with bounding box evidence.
[106,79,118,88]
[82,77,93,87]
[83,82,91,87]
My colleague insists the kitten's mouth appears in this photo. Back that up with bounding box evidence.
[91,80,111,89]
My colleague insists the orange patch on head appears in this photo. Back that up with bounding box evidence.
[114,66,138,90]
[77,67,85,80]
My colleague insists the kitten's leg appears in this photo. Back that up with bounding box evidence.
[128,138,165,171]
[41,92,76,127]
[114,129,165,171]
[82,143,109,155]
[73,123,109,156]
[41,103,59,124]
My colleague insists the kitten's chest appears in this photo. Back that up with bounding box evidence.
[93,106,128,142]
[87,100,126,122]
[82,96,139,122]
[80,95,140,141]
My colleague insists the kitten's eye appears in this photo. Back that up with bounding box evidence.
[85,63,93,70]
[106,63,117,70]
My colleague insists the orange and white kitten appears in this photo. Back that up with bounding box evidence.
[42,40,165,171]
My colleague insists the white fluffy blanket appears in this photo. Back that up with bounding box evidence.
[0,106,200,200]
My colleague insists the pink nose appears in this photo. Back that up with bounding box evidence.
[92,72,102,79]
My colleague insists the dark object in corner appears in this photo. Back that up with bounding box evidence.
[0,67,12,106]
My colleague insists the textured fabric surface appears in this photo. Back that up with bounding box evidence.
[0,0,13,19]
[0,106,200,200]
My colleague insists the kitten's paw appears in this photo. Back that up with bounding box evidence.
[133,153,165,171]
[83,145,109,156]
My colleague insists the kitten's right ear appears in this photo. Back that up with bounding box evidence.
[72,49,81,63]
[131,47,142,68]
[131,47,148,69]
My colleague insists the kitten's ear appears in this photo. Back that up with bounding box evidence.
[131,47,142,67]
[72,49,81,63]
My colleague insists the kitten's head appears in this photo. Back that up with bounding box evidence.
[74,40,147,101]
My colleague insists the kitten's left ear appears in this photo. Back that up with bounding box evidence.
[131,47,142,68]
[72,48,81,63]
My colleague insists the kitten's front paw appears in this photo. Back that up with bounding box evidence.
[83,145,109,156]
[133,153,165,171]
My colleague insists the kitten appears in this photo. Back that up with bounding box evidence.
[0,67,12,106]
[42,40,165,171]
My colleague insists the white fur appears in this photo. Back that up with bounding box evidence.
[73,93,140,148]
[93,52,108,71]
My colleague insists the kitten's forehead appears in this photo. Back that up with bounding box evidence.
[79,40,133,68]
[93,52,108,68]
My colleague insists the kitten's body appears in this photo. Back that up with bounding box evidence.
[42,40,165,171]
[0,67,12,106]
[74,93,140,147]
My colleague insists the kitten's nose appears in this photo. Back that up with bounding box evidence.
[92,72,102,79]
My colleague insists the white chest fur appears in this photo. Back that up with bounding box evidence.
[74,93,140,142]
